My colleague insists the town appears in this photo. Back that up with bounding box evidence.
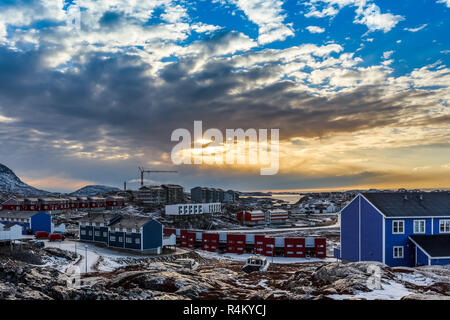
[0,162,449,300]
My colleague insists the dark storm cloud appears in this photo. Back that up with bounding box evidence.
[0,32,446,191]
[0,41,441,154]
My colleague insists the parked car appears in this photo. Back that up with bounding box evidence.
[48,233,65,242]
[35,231,49,239]
[34,241,45,248]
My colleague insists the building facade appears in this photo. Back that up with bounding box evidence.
[0,211,52,235]
[165,203,222,216]
[78,213,167,253]
[337,192,450,267]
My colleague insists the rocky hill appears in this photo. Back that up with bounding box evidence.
[69,185,121,197]
[0,163,52,197]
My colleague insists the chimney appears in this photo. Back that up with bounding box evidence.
[419,194,424,201]
[124,181,127,191]
[403,194,408,200]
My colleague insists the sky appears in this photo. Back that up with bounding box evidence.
[0,0,449,193]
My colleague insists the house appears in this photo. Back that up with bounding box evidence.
[237,210,266,225]
[78,213,167,253]
[165,203,221,215]
[105,196,125,210]
[267,209,289,224]
[0,223,22,241]
[336,192,450,267]
[0,211,52,235]
[136,186,167,205]
[87,196,106,210]
[1,197,25,211]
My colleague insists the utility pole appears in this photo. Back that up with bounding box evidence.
[138,167,177,187]
[84,245,88,274]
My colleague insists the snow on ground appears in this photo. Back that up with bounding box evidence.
[212,223,339,234]
[328,280,414,300]
[196,250,336,264]
[44,240,144,273]
[396,272,435,286]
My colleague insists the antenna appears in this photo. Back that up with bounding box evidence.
[138,167,177,187]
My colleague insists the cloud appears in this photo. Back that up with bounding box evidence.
[354,3,404,33]
[229,0,294,44]
[304,1,404,33]
[382,50,394,59]
[436,0,450,7]
[306,26,326,33]
[404,24,428,32]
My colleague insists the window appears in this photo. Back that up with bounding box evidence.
[392,220,404,234]
[88,230,92,236]
[135,238,140,244]
[80,230,86,236]
[126,237,132,244]
[393,246,404,258]
[110,236,116,241]
[414,220,426,234]
[118,237,123,242]
[103,232,107,237]
[94,231,100,237]
[440,220,450,233]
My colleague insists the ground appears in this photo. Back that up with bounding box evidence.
[1,238,450,300]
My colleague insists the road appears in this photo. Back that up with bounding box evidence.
[211,222,339,234]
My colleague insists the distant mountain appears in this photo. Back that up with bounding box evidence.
[0,163,53,196]
[70,185,121,197]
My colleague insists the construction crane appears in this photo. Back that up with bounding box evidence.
[138,167,177,187]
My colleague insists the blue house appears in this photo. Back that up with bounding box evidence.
[336,192,450,267]
[79,213,164,253]
[0,211,52,235]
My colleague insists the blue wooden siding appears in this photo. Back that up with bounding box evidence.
[93,226,109,243]
[0,220,31,235]
[360,197,383,263]
[416,246,429,266]
[108,231,125,248]
[385,218,433,267]
[79,225,94,241]
[142,220,162,250]
[124,233,141,250]
[340,195,360,262]
[434,218,450,235]
[431,258,450,266]
[30,211,51,234]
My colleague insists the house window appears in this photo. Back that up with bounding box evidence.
[414,220,426,234]
[118,237,123,242]
[126,237,132,244]
[94,231,100,237]
[439,220,450,233]
[392,220,404,234]
[88,230,92,236]
[80,230,86,236]
[110,236,116,241]
[103,232,107,237]
[393,246,404,259]
[135,238,140,244]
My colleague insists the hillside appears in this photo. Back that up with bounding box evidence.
[0,163,52,197]
[69,185,121,197]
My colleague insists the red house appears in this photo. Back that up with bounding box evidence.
[236,210,266,225]
[1,197,25,211]
[106,196,125,210]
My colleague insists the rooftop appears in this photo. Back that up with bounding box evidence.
[362,192,450,217]
[409,235,450,258]
[0,211,42,219]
